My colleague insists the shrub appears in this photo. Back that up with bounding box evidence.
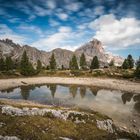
[70,70,83,76]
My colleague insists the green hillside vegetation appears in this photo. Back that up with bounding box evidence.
[0,53,139,79]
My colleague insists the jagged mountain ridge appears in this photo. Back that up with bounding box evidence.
[0,38,124,68]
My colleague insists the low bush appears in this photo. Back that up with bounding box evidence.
[122,70,134,78]
[70,70,83,76]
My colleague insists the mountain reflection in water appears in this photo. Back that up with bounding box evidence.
[0,84,140,116]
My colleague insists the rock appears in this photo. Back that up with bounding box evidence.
[59,137,72,140]
[0,135,20,140]
[133,120,136,123]
[96,119,114,133]
[1,105,89,122]
[0,38,123,68]
[0,122,6,128]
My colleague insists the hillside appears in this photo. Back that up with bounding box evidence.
[0,38,124,68]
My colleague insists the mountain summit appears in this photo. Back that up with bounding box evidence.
[0,38,123,68]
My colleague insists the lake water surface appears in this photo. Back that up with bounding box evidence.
[0,84,140,130]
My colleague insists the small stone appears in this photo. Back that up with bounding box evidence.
[0,122,6,127]
[0,135,20,140]
[133,120,136,123]
[96,119,114,133]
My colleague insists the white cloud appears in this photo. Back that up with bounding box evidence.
[65,2,83,12]
[17,24,43,36]
[89,14,140,50]
[0,34,26,44]
[46,0,56,9]
[33,5,49,16]
[49,19,60,27]
[77,23,88,30]
[56,13,68,21]
[94,6,104,15]
[58,26,72,32]
[0,24,26,44]
[0,24,13,34]
[32,26,82,51]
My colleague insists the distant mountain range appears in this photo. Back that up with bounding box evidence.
[0,38,124,68]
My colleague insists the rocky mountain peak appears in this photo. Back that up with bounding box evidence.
[0,38,124,67]
[75,38,106,63]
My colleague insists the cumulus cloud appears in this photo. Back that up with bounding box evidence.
[58,26,72,32]
[56,13,68,21]
[46,0,56,9]
[49,19,60,27]
[89,14,140,50]
[65,1,83,12]
[0,24,26,44]
[94,6,104,15]
[17,24,43,36]
[32,26,82,51]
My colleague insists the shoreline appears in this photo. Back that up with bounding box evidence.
[0,77,140,93]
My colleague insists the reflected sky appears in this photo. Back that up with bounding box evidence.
[0,84,140,127]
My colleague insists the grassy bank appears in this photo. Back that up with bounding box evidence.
[0,68,139,81]
[0,99,139,140]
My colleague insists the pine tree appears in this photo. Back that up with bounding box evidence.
[0,57,5,71]
[36,60,42,73]
[80,53,87,70]
[20,51,35,76]
[109,59,114,67]
[49,53,56,70]
[135,57,140,78]
[90,56,99,69]
[127,54,134,69]
[122,59,129,69]
[5,56,13,71]
[69,55,79,70]
[61,65,64,70]
[69,60,72,70]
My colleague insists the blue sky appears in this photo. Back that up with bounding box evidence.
[0,0,140,58]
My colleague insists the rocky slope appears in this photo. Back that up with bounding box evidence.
[0,38,123,68]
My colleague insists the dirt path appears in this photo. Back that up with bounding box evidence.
[0,77,140,93]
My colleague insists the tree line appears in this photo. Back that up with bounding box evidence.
[0,51,140,78]
[121,54,140,78]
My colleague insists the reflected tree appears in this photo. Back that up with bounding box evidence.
[49,84,57,98]
[79,87,86,98]
[134,102,140,113]
[69,85,78,98]
[1,87,15,94]
[20,86,35,100]
[89,87,99,96]
[121,92,133,104]
[133,94,140,113]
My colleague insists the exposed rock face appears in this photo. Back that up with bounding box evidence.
[2,105,116,133]
[75,39,107,63]
[105,53,124,66]
[2,105,87,122]
[51,48,73,68]
[96,119,114,133]
[0,38,123,68]
[0,135,20,140]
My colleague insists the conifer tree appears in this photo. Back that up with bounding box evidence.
[5,56,13,71]
[36,59,42,73]
[109,59,115,67]
[61,65,64,70]
[90,56,99,69]
[0,57,5,71]
[69,54,79,70]
[20,51,35,76]
[49,53,56,70]
[135,57,140,78]
[127,54,134,69]
[122,59,129,69]
[80,53,87,69]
